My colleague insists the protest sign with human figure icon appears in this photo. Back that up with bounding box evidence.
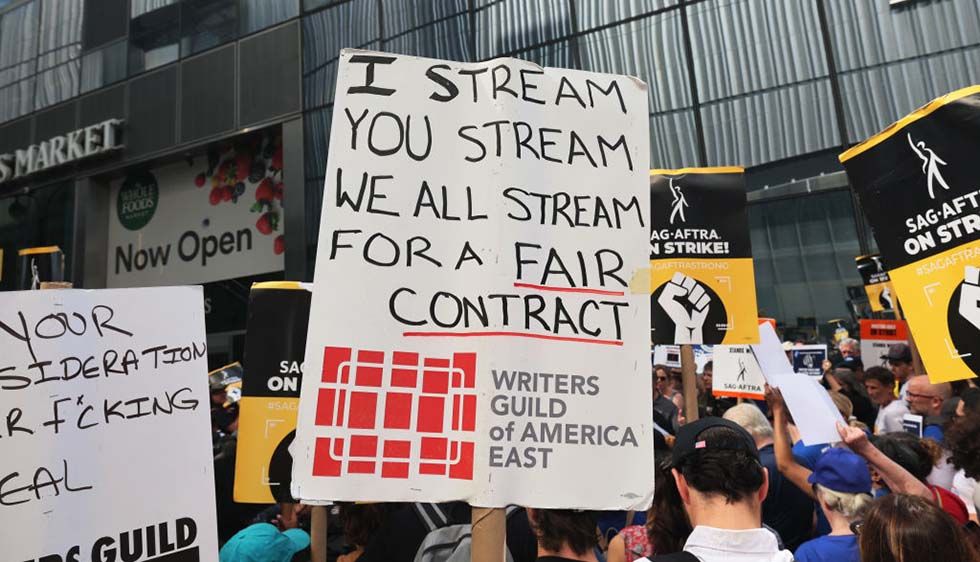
[855,254,896,312]
[649,168,759,345]
[841,85,980,383]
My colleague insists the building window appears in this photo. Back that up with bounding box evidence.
[129,1,180,73]
[241,0,299,34]
[81,39,127,93]
[0,0,40,120]
[35,0,84,109]
[181,0,239,56]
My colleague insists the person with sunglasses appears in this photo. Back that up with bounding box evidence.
[906,375,953,443]
[652,364,679,432]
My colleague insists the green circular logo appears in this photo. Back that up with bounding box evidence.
[117,172,158,231]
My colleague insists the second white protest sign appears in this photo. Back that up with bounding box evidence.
[293,50,653,509]
[0,287,218,561]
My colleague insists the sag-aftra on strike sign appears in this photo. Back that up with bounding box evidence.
[291,50,655,510]
[841,85,980,383]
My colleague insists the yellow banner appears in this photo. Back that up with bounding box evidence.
[890,245,979,382]
[649,257,759,345]
[234,396,300,503]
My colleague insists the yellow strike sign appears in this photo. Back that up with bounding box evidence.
[841,85,980,383]
[233,281,312,503]
[649,167,759,345]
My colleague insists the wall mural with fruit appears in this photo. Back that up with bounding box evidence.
[107,128,285,288]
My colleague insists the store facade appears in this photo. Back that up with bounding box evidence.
[0,2,305,368]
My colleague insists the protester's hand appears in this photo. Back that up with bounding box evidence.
[821,359,833,373]
[764,384,786,417]
[338,547,364,562]
[274,503,302,530]
[837,422,871,455]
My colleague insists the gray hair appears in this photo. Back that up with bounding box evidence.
[723,403,773,440]
[815,484,872,520]
[839,338,859,351]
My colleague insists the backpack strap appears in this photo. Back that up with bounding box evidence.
[413,503,450,532]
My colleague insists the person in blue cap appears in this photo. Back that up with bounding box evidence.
[792,448,872,562]
[220,522,311,562]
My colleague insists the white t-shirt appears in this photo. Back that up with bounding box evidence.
[635,526,795,562]
[898,380,910,401]
[927,451,957,490]
[953,470,978,516]
[874,399,909,434]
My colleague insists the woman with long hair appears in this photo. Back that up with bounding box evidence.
[606,460,692,562]
[858,493,980,562]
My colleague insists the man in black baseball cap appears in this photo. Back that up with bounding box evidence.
[648,418,794,562]
[881,343,914,399]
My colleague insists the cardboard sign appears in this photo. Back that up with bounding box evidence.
[649,168,759,344]
[855,254,895,312]
[0,287,218,561]
[712,319,778,399]
[840,85,980,383]
[791,344,828,377]
[292,50,654,509]
[751,321,795,381]
[903,413,924,437]
[107,129,284,287]
[653,345,682,368]
[712,345,766,399]
[652,344,713,372]
[235,281,312,504]
[859,319,909,368]
[770,372,846,446]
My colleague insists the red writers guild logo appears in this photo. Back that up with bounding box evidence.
[312,347,477,480]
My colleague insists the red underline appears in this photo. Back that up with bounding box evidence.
[402,331,623,346]
[512,282,626,297]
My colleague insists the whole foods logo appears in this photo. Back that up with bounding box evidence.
[117,172,159,231]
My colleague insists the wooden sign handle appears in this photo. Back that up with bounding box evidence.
[680,344,699,423]
[471,507,506,562]
[310,505,328,562]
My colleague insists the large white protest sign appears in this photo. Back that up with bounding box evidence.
[0,287,218,561]
[752,324,844,445]
[751,322,794,380]
[771,373,846,445]
[292,50,653,509]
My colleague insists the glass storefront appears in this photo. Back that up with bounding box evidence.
[0,180,74,291]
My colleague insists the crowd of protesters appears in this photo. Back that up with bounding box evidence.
[207,338,980,562]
